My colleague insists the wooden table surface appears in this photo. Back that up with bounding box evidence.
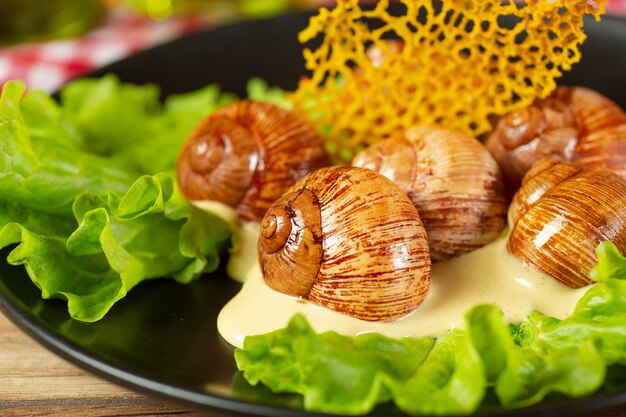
[4,311,626,417]
[0,312,210,417]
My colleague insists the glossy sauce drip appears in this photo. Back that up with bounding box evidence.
[217,225,589,349]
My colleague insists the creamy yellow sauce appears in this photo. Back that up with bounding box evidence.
[192,200,240,228]
[191,200,256,283]
[217,224,589,349]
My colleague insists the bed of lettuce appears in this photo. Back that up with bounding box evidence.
[3,75,626,416]
[0,75,247,321]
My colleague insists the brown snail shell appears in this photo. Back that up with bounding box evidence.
[485,86,626,195]
[508,159,626,288]
[258,166,431,322]
[176,100,329,221]
[352,126,507,261]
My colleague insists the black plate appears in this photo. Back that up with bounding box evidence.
[2,10,626,417]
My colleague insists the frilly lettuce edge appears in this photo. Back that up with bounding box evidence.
[0,172,232,322]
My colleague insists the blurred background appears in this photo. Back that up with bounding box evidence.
[0,0,337,92]
[0,0,624,93]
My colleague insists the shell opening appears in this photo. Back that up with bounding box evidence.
[259,189,324,299]
[500,106,544,149]
[176,117,259,207]
[260,206,293,254]
[189,133,225,173]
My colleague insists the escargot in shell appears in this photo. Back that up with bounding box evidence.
[258,166,431,322]
[508,158,626,288]
[353,126,507,261]
[176,100,329,221]
[485,86,626,194]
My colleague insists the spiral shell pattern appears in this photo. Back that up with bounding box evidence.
[177,100,329,220]
[508,160,626,288]
[486,86,626,194]
[353,126,507,261]
[259,166,431,322]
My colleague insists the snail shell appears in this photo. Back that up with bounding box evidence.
[176,100,329,221]
[352,126,507,261]
[258,166,431,322]
[485,86,626,194]
[508,159,626,288]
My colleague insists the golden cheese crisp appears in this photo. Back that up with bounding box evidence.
[292,0,607,163]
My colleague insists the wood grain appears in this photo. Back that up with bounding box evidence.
[0,313,207,416]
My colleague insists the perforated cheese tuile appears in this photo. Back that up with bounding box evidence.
[291,0,607,163]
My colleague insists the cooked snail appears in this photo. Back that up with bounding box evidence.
[508,158,626,288]
[258,166,431,322]
[352,126,507,261]
[485,86,626,194]
[176,100,329,221]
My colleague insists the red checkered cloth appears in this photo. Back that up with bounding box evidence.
[608,0,626,14]
[0,1,625,94]
[0,8,228,92]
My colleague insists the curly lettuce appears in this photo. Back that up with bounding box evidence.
[0,77,235,321]
[235,242,626,415]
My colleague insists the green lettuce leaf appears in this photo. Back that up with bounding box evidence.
[246,77,293,110]
[60,74,161,155]
[388,330,485,415]
[0,171,231,322]
[236,241,626,415]
[235,315,486,415]
[236,314,437,415]
[466,305,605,409]
[0,78,235,321]
[0,80,134,214]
